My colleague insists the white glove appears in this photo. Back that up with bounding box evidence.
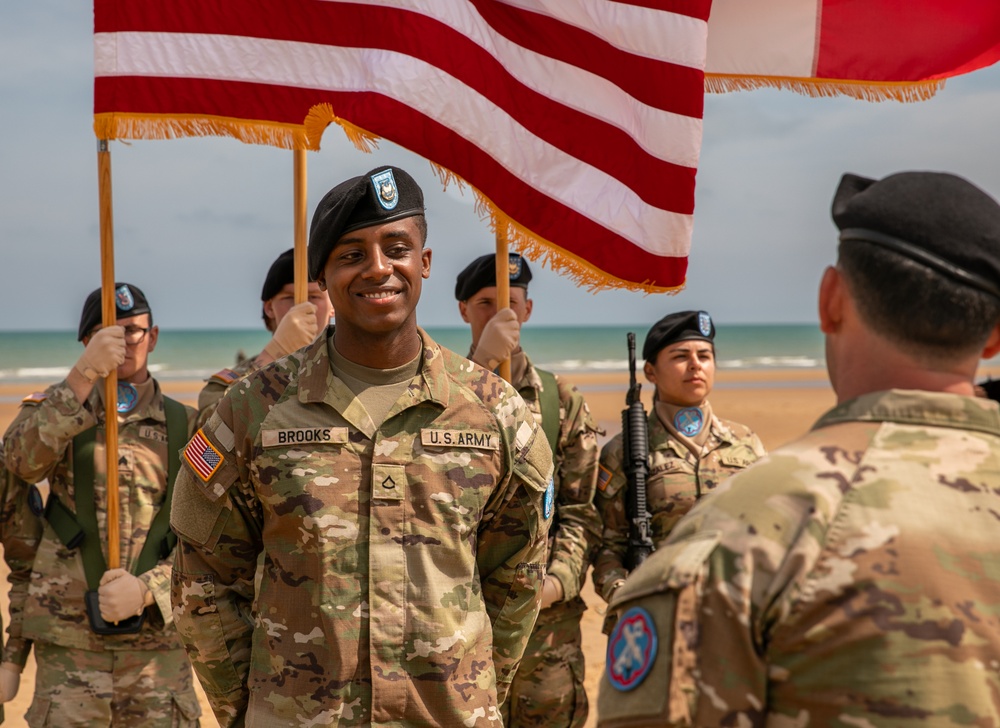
[471,308,520,370]
[263,302,318,360]
[539,575,564,610]
[0,662,20,703]
[98,568,153,623]
[74,326,126,382]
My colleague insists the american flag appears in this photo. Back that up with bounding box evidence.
[184,429,223,482]
[93,0,711,292]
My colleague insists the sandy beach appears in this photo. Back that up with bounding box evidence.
[0,368,839,726]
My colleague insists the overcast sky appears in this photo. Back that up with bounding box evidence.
[3,4,1000,331]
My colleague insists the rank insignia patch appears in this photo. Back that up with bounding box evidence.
[371,169,399,210]
[184,429,223,482]
[607,606,658,691]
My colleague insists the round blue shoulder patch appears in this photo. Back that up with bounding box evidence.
[543,478,555,519]
[117,382,138,413]
[606,605,658,691]
[674,407,703,437]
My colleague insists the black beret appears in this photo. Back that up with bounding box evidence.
[78,283,151,341]
[454,253,533,301]
[261,248,298,301]
[642,310,715,362]
[833,171,1000,299]
[308,165,425,279]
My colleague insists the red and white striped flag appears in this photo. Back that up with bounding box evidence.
[94,1,711,292]
[705,0,1000,100]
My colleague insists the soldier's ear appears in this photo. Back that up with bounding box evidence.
[643,360,656,384]
[982,321,1000,359]
[818,266,844,335]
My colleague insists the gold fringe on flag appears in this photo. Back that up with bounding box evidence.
[304,104,380,153]
[704,74,946,102]
[426,162,681,295]
[93,113,310,149]
[306,103,684,294]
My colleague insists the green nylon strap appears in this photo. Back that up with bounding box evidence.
[535,369,561,460]
[71,396,186,590]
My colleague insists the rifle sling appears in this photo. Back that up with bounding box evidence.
[535,368,562,460]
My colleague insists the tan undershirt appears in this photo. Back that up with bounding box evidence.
[330,341,422,429]
[655,399,713,456]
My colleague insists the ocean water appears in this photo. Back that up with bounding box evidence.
[0,324,826,385]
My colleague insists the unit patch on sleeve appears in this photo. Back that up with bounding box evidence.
[183,429,224,482]
[262,427,349,448]
[420,429,499,450]
[606,606,658,692]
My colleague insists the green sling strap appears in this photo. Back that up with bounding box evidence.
[70,395,187,591]
[535,368,562,460]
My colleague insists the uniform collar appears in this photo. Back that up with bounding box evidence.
[647,402,734,459]
[296,326,450,437]
[815,388,1000,436]
[93,377,165,425]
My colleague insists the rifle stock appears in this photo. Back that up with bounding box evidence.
[623,333,653,570]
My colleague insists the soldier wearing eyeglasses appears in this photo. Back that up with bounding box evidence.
[1,283,201,726]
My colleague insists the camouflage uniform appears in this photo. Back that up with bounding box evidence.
[0,438,44,723]
[501,353,601,728]
[196,357,257,430]
[592,405,765,604]
[598,389,1000,727]
[170,328,553,727]
[2,379,202,726]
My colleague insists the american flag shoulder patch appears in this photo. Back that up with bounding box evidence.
[210,368,239,385]
[184,428,224,482]
[597,464,613,492]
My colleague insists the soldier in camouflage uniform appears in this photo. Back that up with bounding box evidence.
[170,165,553,727]
[197,247,334,428]
[455,253,601,727]
[598,171,1000,727]
[0,438,44,721]
[592,311,765,609]
[2,283,201,726]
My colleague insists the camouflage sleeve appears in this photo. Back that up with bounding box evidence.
[592,434,630,604]
[477,401,554,704]
[2,381,96,483]
[0,441,42,668]
[170,395,259,727]
[139,403,199,627]
[196,360,258,431]
[546,379,601,603]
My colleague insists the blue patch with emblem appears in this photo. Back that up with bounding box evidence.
[674,407,703,437]
[116,284,135,311]
[508,252,523,280]
[117,382,138,413]
[371,169,399,210]
[543,478,555,519]
[607,606,658,691]
[697,310,712,337]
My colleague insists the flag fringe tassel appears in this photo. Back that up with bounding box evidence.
[705,74,945,102]
[307,104,681,294]
[93,113,311,149]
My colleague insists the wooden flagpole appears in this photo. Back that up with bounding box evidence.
[97,139,121,569]
[495,227,511,382]
[293,149,308,304]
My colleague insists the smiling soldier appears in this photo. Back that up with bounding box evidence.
[169,165,553,727]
